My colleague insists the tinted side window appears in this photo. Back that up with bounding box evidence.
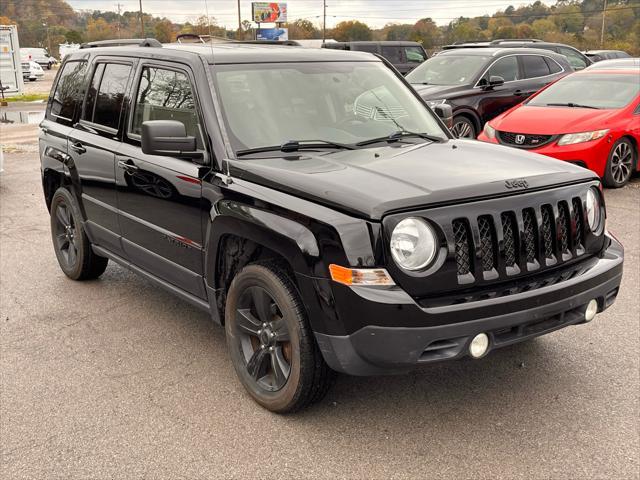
[559,47,587,70]
[130,67,201,146]
[50,61,87,123]
[543,57,563,74]
[522,55,551,78]
[405,46,426,63]
[83,62,131,130]
[485,56,519,82]
[381,46,403,64]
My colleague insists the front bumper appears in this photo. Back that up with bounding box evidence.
[477,134,611,176]
[315,236,623,376]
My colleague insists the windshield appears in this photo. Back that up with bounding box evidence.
[406,55,489,85]
[213,62,445,152]
[528,73,640,109]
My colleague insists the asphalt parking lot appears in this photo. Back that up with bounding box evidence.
[1,124,639,477]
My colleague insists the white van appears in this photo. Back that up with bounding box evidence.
[20,47,56,69]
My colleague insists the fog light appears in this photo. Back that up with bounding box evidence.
[469,333,490,358]
[584,299,598,322]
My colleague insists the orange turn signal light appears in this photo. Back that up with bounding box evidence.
[329,264,395,286]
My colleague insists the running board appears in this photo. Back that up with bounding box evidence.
[92,245,211,313]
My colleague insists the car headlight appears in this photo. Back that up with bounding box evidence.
[483,123,496,139]
[558,129,609,146]
[390,218,438,271]
[426,99,446,109]
[586,187,603,234]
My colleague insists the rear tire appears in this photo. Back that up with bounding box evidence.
[225,262,334,413]
[50,187,108,280]
[451,116,476,139]
[604,138,635,188]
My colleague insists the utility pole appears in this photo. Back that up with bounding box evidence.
[237,0,242,39]
[600,0,607,47]
[115,3,123,39]
[139,0,145,38]
[322,0,326,44]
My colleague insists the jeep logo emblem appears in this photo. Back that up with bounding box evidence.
[505,179,529,189]
[515,134,526,145]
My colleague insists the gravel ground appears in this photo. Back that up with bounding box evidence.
[0,138,638,478]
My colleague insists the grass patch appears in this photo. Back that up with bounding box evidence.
[1,93,49,103]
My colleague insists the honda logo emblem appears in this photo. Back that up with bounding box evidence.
[515,134,526,145]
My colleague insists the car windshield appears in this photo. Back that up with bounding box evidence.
[528,73,640,109]
[406,55,489,85]
[213,61,445,152]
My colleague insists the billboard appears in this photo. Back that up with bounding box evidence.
[252,2,287,23]
[256,28,288,41]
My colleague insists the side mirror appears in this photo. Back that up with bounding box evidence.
[488,75,505,88]
[141,120,200,158]
[434,104,453,130]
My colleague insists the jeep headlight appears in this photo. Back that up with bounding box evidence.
[390,218,438,271]
[586,187,603,233]
[558,129,609,146]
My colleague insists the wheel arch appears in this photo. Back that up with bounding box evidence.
[452,108,482,136]
[42,168,69,211]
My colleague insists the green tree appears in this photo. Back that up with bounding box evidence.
[64,29,83,44]
[288,19,319,39]
[154,19,174,42]
[411,18,440,48]
[331,21,372,41]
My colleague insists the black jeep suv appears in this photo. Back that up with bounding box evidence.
[40,39,623,413]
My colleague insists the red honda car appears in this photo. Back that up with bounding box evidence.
[478,68,640,187]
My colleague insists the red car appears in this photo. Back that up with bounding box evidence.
[478,68,640,187]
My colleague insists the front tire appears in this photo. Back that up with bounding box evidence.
[604,138,635,188]
[50,188,108,280]
[451,116,476,139]
[225,263,334,413]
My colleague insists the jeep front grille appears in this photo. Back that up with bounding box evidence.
[452,197,586,280]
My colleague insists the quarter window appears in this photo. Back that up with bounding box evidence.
[50,61,87,123]
[544,57,563,74]
[522,55,551,78]
[381,46,403,64]
[83,62,132,130]
[130,67,201,145]
[484,56,519,82]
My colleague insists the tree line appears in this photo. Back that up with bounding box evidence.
[1,0,638,57]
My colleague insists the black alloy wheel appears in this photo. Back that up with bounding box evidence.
[604,138,635,188]
[451,116,476,139]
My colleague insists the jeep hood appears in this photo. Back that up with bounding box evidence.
[228,139,595,220]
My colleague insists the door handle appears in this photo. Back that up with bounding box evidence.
[69,142,86,154]
[117,159,139,172]
[514,89,523,96]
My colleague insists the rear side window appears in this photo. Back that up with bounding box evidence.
[83,62,132,131]
[49,61,87,123]
[381,46,403,64]
[405,46,426,63]
[543,57,563,74]
[522,55,551,78]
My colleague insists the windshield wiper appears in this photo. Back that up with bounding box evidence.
[545,102,600,109]
[356,130,445,147]
[236,139,356,157]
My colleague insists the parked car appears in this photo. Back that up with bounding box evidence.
[40,39,623,412]
[478,68,640,187]
[323,41,428,74]
[21,47,56,69]
[407,47,572,138]
[585,57,640,70]
[22,60,44,81]
[584,50,631,62]
[443,39,592,71]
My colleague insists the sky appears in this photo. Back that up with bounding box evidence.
[67,0,557,29]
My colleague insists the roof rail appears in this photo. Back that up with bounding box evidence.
[452,40,489,45]
[80,38,162,49]
[490,38,543,44]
